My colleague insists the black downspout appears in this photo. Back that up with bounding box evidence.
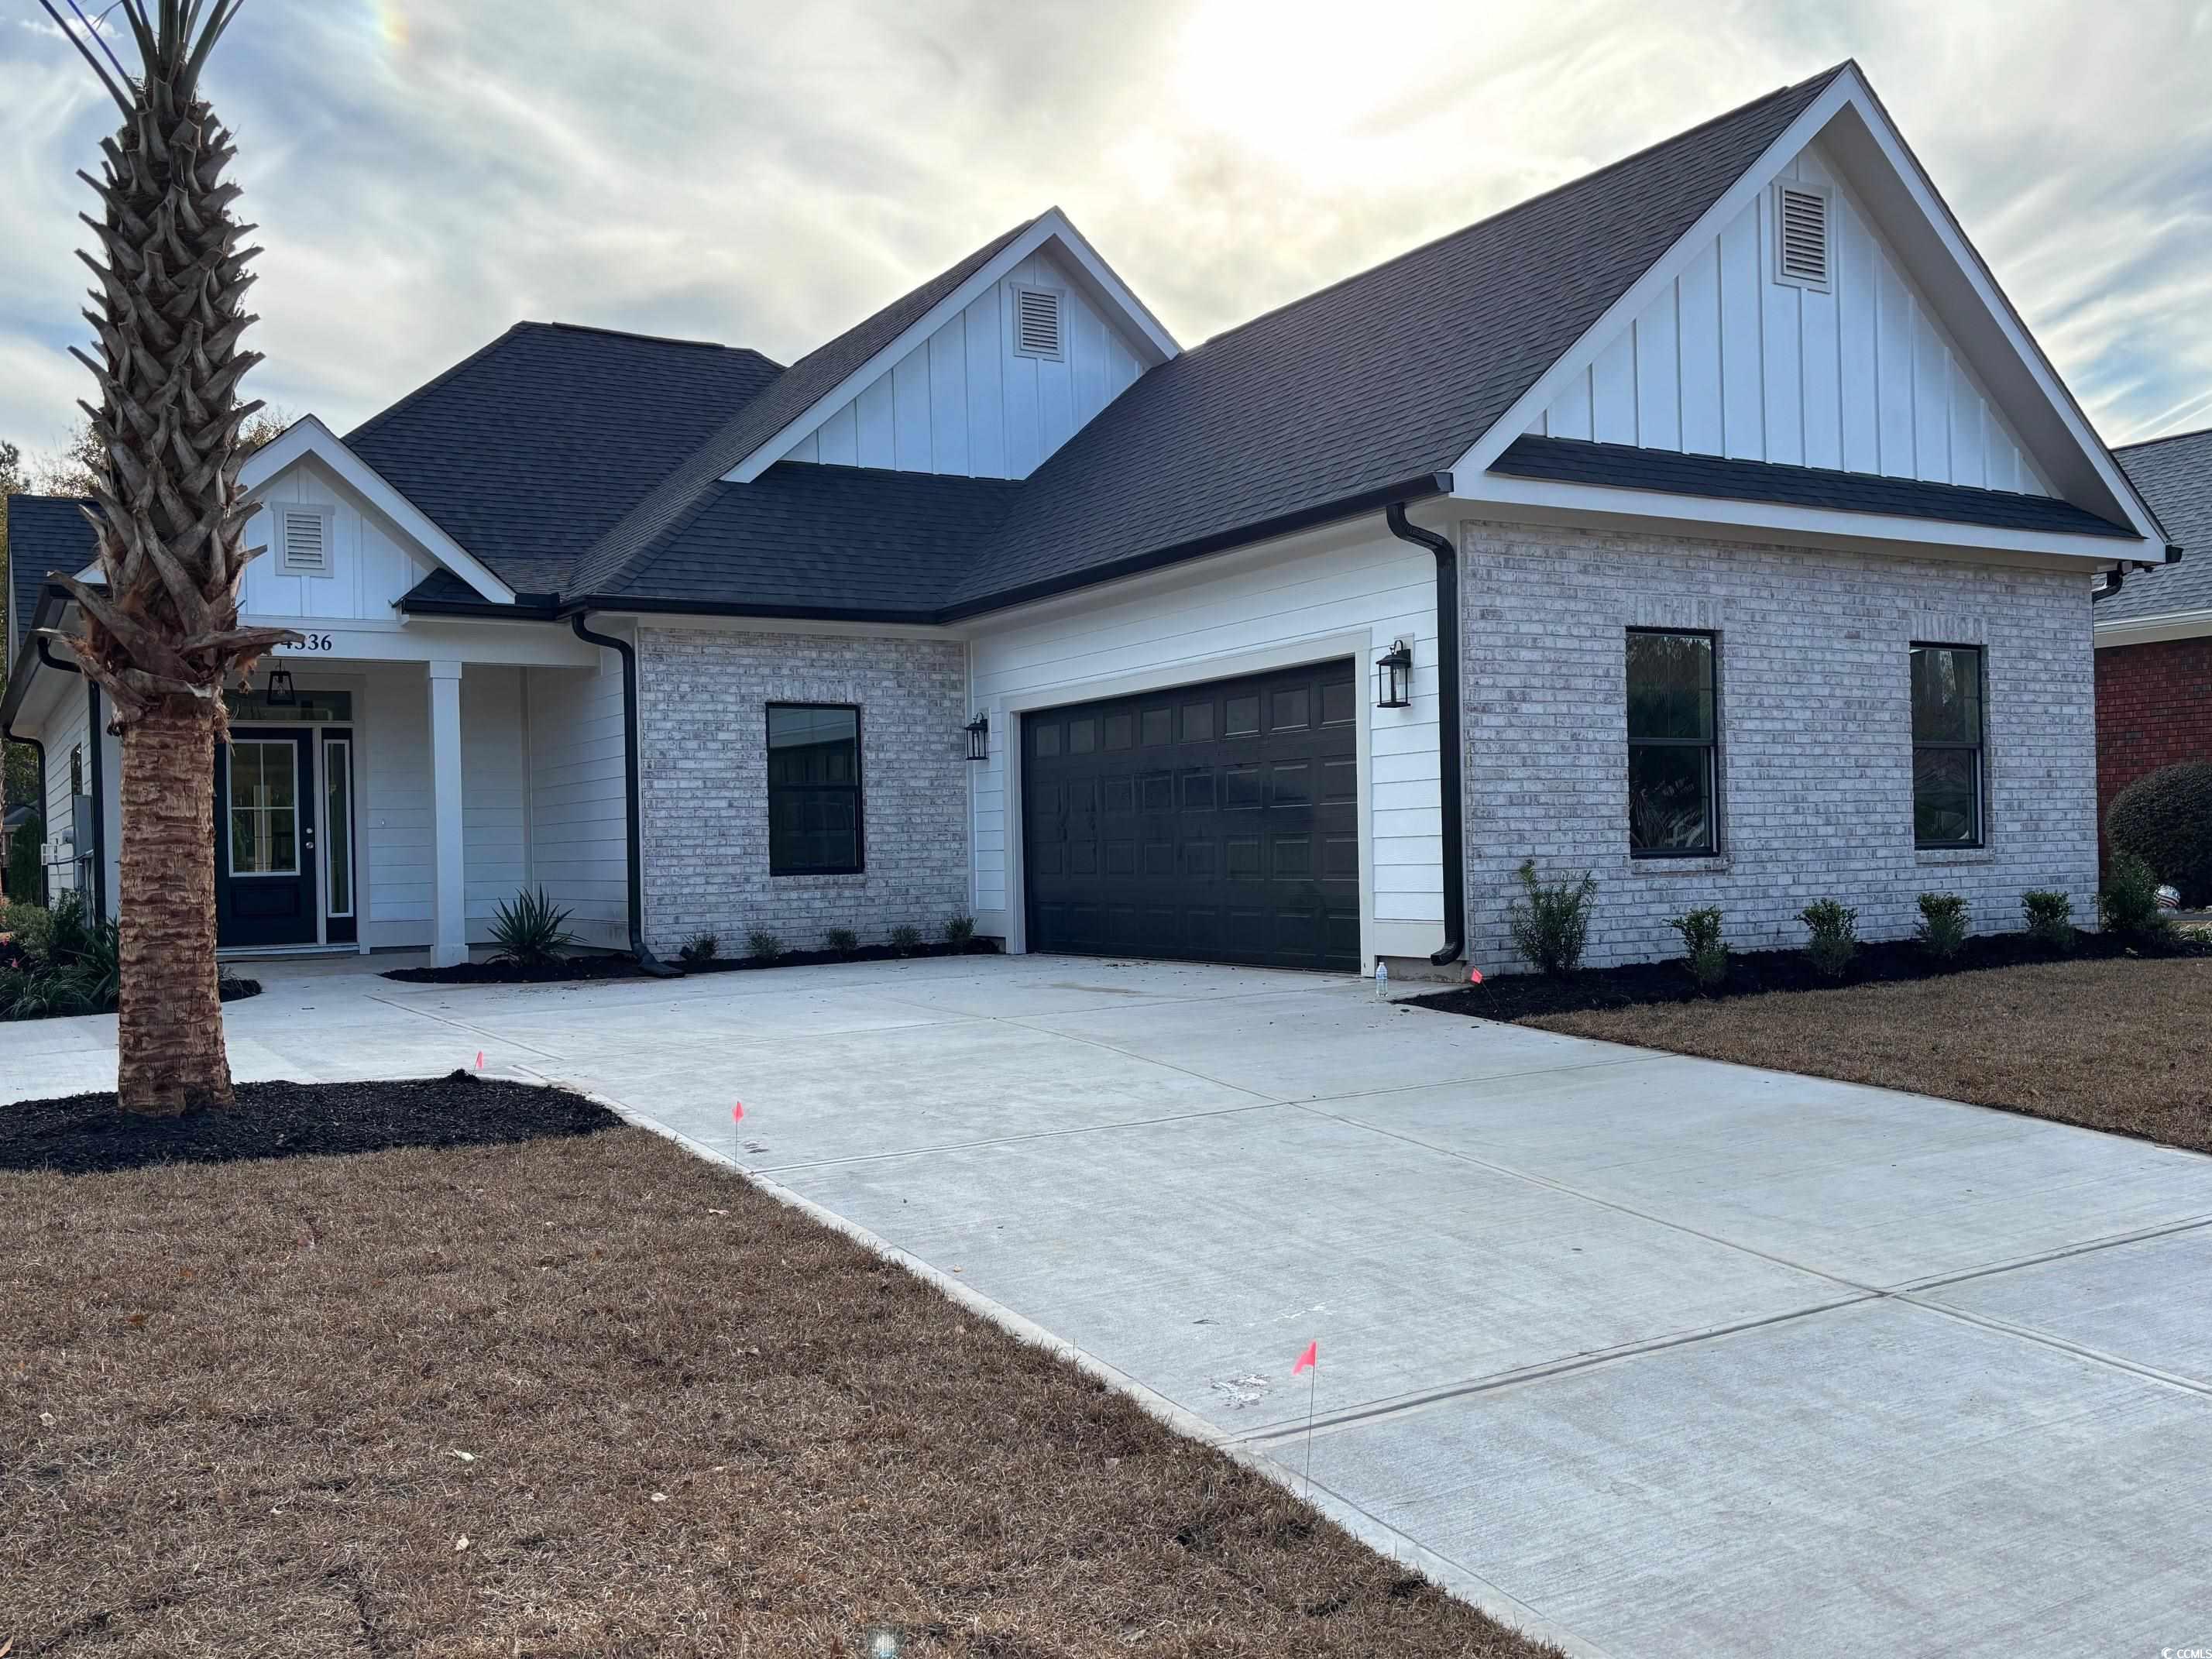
[1385,502,1465,968]
[569,613,677,976]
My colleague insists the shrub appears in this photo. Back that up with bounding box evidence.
[944,915,975,946]
[676,932,719,966]
[0,893,120,1018]
[1666,906,1728,991]
[2021,889,2074,952]
[2106,761,2212,908]
[1914,891,1969,961]
[1506,858,1597,977]
[824,926,859,954]
[6,811,43,906]
[489,887,575,966]
[889,924,923,954]
[2100,852,2173,943]
[1798,898,1859,980]
[745,929,785,962]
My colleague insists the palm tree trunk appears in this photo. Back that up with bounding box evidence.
[115,699,232,1113]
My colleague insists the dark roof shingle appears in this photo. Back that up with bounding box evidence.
[7,495,94,665]
[2105,427,2210,622]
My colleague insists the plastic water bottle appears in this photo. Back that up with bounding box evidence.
[1374,959,1389,998]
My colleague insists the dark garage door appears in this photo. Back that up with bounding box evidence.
[1022,660,1360,971]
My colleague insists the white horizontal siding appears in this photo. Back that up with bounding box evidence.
[1535,139,2050,495]
[243,464,434,620]
[785,249,1146,479]
[462,667,528,924]
[524,657,630,951]
[967,524,1444,938]
[361,665,433,935]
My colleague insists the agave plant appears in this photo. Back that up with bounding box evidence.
[41,1,295,1112]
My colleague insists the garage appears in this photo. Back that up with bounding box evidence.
[1020,660,1360,971]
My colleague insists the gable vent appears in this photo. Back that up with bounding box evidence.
[277,508,330,575]
[1775,184,1830,288]
[1012,284,1064,360]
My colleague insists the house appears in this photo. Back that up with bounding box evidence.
[0,61,2176,975]
[2097,428,2208,850]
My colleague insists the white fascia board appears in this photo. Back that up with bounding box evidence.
[723,208,1180,485]
[1457,470,2152,572]
[2094,607,2212,647]
[1452,65,2168,549]
[238,415,518,605]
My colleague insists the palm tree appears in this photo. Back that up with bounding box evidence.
[40,0,296,1114]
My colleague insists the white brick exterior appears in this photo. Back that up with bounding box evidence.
[634,627,970,956]
[1455,518,2100,970]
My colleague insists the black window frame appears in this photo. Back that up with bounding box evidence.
[1909,642,1986,850]
[1625,627,1721,860]
[765,702,864,876]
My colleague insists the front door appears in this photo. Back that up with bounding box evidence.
[215,727,318,947]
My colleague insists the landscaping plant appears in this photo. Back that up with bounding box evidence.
[676,932,719,966]
[2105,761,2212,908]
[889,923,923,954]
[2021,889,2074,953]
[745,929,785,962]
[39,1,296,1112]
[1798,898,1859,979]
[1667,905,1728,991]
[824,926,859,953]
[1506,857,1597,976]
[1914,891,1969,961]
[944,915,976,946]
[0,892,122,1019]
[489,887,576,966]
[2100,852,2173,943]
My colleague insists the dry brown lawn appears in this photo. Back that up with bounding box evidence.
[2,1125,1552,1658]
[1530,955,2212,1153]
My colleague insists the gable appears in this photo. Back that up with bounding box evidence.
[783,246,1152,479]
[1528,136,2052,496]
[239,455,441,622]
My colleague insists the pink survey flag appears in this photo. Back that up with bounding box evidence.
[1468,967,1484,984]
[474,1051,484,1070]
[1293,1340,1318,1375]
[732,1101,746,1124]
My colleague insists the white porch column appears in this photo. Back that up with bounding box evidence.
[428,659,467,967]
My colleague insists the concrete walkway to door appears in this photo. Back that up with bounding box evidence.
[11,951,2212,1657]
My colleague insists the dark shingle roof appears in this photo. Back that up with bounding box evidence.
[345,322,781,594]
[1492,436,2135,538]
[2105,427,2210,623]
[7,495,94,664]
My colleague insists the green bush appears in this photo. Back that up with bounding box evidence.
[1666,906,1728,991]
[1798,898,1859,980]
[2021,889,2074,952]
[889,924,923,954]
[944,915,976,946]
[676,932,719,965]
[6,811,43,906]
[824,926,859,953]
[2,898,54,961]
[745,929,785,962]
[2106,761,2212,908]
[0,892,119,1018]
[1506,858,1597,976]
[2100,852,2172,943]
[1914,891,1969,960]
[489,887,575,965]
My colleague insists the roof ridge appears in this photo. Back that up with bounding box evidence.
[2114,422,2212,455]
[343,322,530,448]
[531,319,777,363]
[1193,62,1853,355]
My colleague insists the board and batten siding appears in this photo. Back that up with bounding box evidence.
[242,462,437,619]
[966,518,1444,957]
[1533,139,2050,496]
[784,248,1147,479]
[524,657,630,951]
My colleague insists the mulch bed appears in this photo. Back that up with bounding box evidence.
[0,1070,619,1176]
[676,938,1002,974]
[218,974,262,1002]
[0,1113,1554,1657]
[382,954,651,986]
[1413,926,2202,1022]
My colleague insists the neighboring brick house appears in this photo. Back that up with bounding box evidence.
[0,60,2177,974]
[2097,428,2210,859]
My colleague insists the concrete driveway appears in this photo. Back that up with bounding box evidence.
[12,953,2212,1657]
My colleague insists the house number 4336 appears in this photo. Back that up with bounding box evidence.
[295,632,337,652]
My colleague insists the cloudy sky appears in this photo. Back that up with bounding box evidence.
[2,0,2208,473]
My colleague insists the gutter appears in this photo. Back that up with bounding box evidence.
[568,613,678,977]
[2093,541,2185,605]
[1384,499,1467,969]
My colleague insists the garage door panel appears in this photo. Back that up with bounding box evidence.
[1023,659,1360,973]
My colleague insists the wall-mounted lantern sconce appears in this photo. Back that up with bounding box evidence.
[965,713,990,761]
[1374,640,1413,709]
[266,665,297,707]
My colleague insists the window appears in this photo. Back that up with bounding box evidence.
[1911,644,1984,847]
[69,744,83,799]
[1626,630,1718,857]
[767,703,862,874]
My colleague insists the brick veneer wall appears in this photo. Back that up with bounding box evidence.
[634,627,970,955]
[1456,518,2100,970]
[2094,634,2212,858]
